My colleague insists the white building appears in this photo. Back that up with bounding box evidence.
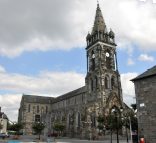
[0,107,8,134]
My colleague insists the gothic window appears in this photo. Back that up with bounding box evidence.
[33,106,35,113]
[91,115,96,127]
[95,76,98,89]
[68,114,71,127]
[28,104,31,112]
[106,51,111,69]
[37,105,39,113]
[111,76,115,89]
[35,115,40,122]
[46,106,48,114]
[77,112,81,128]
[91,79,94,91]
[91,51,95,70]
[105,76,110,89]
[41,107,44,115]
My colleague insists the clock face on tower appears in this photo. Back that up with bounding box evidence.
[92,53,95,59]
[106,52,110,57]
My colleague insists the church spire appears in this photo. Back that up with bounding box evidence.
[92,2,106,34]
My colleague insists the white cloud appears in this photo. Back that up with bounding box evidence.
[0,0,155,57]
[121,72,138,106]
[0,94,22,122]
[0,65,5,73]
[127,58,135,66]
[0,70,138,121]
[0,69,85,121]
[138,54,155,62]
[0,71,85,96]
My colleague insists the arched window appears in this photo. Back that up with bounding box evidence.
[111,76,115,89]
[68,114,71,127]
[77,112,81,128]
[91,79,94,91]
[91,115,96,127]
[105,76,110,89]
[46,106,48,113]
[95,76,98,89]
[35,115,40,122]
[37,105,39,113]
[28,104,31,112]
[41,107,44,115]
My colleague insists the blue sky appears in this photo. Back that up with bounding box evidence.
[0,0,155,121]
[0,47,155,75]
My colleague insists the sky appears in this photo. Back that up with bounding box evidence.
[0,0,156,122]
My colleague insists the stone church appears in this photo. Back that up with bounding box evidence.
[18,3,125,137]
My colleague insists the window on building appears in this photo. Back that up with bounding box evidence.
[91,79,94,91]
[105,76,110,89]
[95,76,98,89]
[46,106,48,114]
[77,112,81,128]
[37,105,39,113]
[68,114,71,128]
[111,76,115,89]
[35,115,40,122]
[28,104,31,112]
[33,106,35,113]
[41,107,44,115]
[91,115,96,127]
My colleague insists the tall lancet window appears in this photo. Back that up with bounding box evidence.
[105,76,110,89]
[91,51,95,71]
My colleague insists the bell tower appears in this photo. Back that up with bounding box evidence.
[85,3,123,110]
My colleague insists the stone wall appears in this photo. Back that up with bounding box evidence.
[134,75,156,143]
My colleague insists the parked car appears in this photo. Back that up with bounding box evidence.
[0,133,6,139]
[0,133,10,139]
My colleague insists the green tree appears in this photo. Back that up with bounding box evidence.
[0,123,3,130]
[106,114,123,132]
[53,122,65,136]
[97,115,106,134]
[32,122,45,140]
[8,123,23,135]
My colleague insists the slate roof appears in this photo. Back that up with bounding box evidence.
[53,86,86,103]
[0,112,8,119]
[92,3,106,34]
[21,86,86,104]
[131,65,156,81]
[22,94,54,104]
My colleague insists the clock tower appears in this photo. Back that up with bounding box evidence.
[85,3,123,114]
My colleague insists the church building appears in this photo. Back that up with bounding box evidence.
[18,3,125,137]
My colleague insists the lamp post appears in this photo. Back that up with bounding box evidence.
[111,107,123,143]
[111,108,119,143]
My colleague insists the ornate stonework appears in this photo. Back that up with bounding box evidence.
[18,3,124,137]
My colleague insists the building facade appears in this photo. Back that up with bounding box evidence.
[18,95,54,135]
[0,107,8,134]
[132,66,156,143]
[18,3,125,137]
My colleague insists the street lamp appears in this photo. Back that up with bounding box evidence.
[111,107,123,143]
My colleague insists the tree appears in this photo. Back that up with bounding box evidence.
[8,123,23,135]
[97,115,106,134]
[0,123,3,130]
[53,122,65,136]
[32,122,45,140]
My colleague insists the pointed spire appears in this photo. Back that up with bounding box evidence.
[92,1,106,34]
